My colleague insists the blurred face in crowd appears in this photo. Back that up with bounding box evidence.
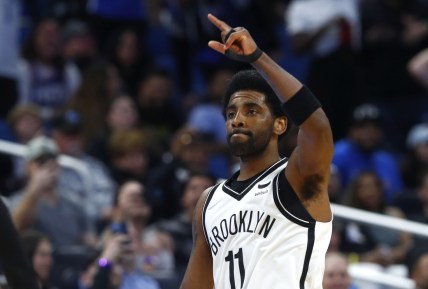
[63,34,96,59]
[350,122,382,152]
[114,149,148,177]
[181,175,215,216]
[52,131,84,157]
[412,253,428,289]
[117,31,138,67]
[35,20,60,62]
[354,172,383,211]
[33,238,53,282]
[107,96,138,131]
[323,253,351,289]
[138,74,172,107]
[13,114,42,144]
[118,181,151,220]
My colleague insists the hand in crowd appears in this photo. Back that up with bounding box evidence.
[27,160,59,195]
[101,233,131,263]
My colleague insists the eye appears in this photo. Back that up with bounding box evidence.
[227,111,236,119]
[248,109,257,115]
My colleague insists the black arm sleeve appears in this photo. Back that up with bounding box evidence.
[0,199,39,289]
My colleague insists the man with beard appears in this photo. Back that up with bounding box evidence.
[180,14,334,289]
[332,103,403,204]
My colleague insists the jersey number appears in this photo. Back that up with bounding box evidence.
[225,248,245,289]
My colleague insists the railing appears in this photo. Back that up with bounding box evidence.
[1,139,427,289]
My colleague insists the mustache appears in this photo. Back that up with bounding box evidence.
[228,129,252,138]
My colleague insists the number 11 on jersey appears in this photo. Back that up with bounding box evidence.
[225,248,245,289]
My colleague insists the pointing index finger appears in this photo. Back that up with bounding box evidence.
[207,13,231,31]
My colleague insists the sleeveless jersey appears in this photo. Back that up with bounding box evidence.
[202,158,332,289]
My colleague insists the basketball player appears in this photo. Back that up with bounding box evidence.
[179,14,334,289]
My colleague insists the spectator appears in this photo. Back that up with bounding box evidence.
[286,0,362,139]
[20,230,55,289]
[153,172,216,278]
[107,129,151,185]
[186,67,235,179]
[5,136,97,249]
[87,0,148,52]
[7,104,43,145]
[0,105,44,196]
[18,18,81,123]
[106,28,152,96]
[108,180,175,278]
[332,103,403,203]
[406,246,428,289]
[401,123,428,189]
[359,0,428,151]
[51,110,117,233]
[67,61,122,148]
[77,233,161,289]
[323,252,356,289]
[136,69,183,148]
[61,19,98,74]
[89,95,149,167]
[146,126,210,221]
[394,169,428,227]
[340,171,413,266]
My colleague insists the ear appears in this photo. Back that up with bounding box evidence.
[274,116,287,136]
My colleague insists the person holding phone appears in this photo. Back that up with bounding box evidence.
[4,136,97,249]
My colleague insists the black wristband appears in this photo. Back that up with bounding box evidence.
[282,86,321,126]
[225,48,263,63]
[223,28,263,63]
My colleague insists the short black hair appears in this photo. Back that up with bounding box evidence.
[222,69,285,119]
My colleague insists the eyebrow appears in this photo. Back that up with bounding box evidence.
[227,101,261,110]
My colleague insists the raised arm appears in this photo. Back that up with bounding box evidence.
[207,14,334,221]
[180,189,214,289]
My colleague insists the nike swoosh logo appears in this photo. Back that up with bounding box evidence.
[257,181,271,189]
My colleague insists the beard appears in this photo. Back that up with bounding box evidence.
[227,128,272,158]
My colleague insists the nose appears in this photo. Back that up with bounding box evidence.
[231,111,245,128]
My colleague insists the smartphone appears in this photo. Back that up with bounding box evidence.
[111,222,128,234]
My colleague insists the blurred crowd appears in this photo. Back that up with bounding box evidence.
[1,0,428,288]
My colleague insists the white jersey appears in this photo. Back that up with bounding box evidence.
[203,158,332,289]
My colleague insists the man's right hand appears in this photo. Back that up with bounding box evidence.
[27,160,58,195]
[101,234,131,262]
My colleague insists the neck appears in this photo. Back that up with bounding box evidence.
[237,149,280,180]
[129,218,146,233]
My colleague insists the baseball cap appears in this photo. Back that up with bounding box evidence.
[406,123,428,149]
[26,136,59,162]
[51,110,82,134]
[351,103,381,126]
